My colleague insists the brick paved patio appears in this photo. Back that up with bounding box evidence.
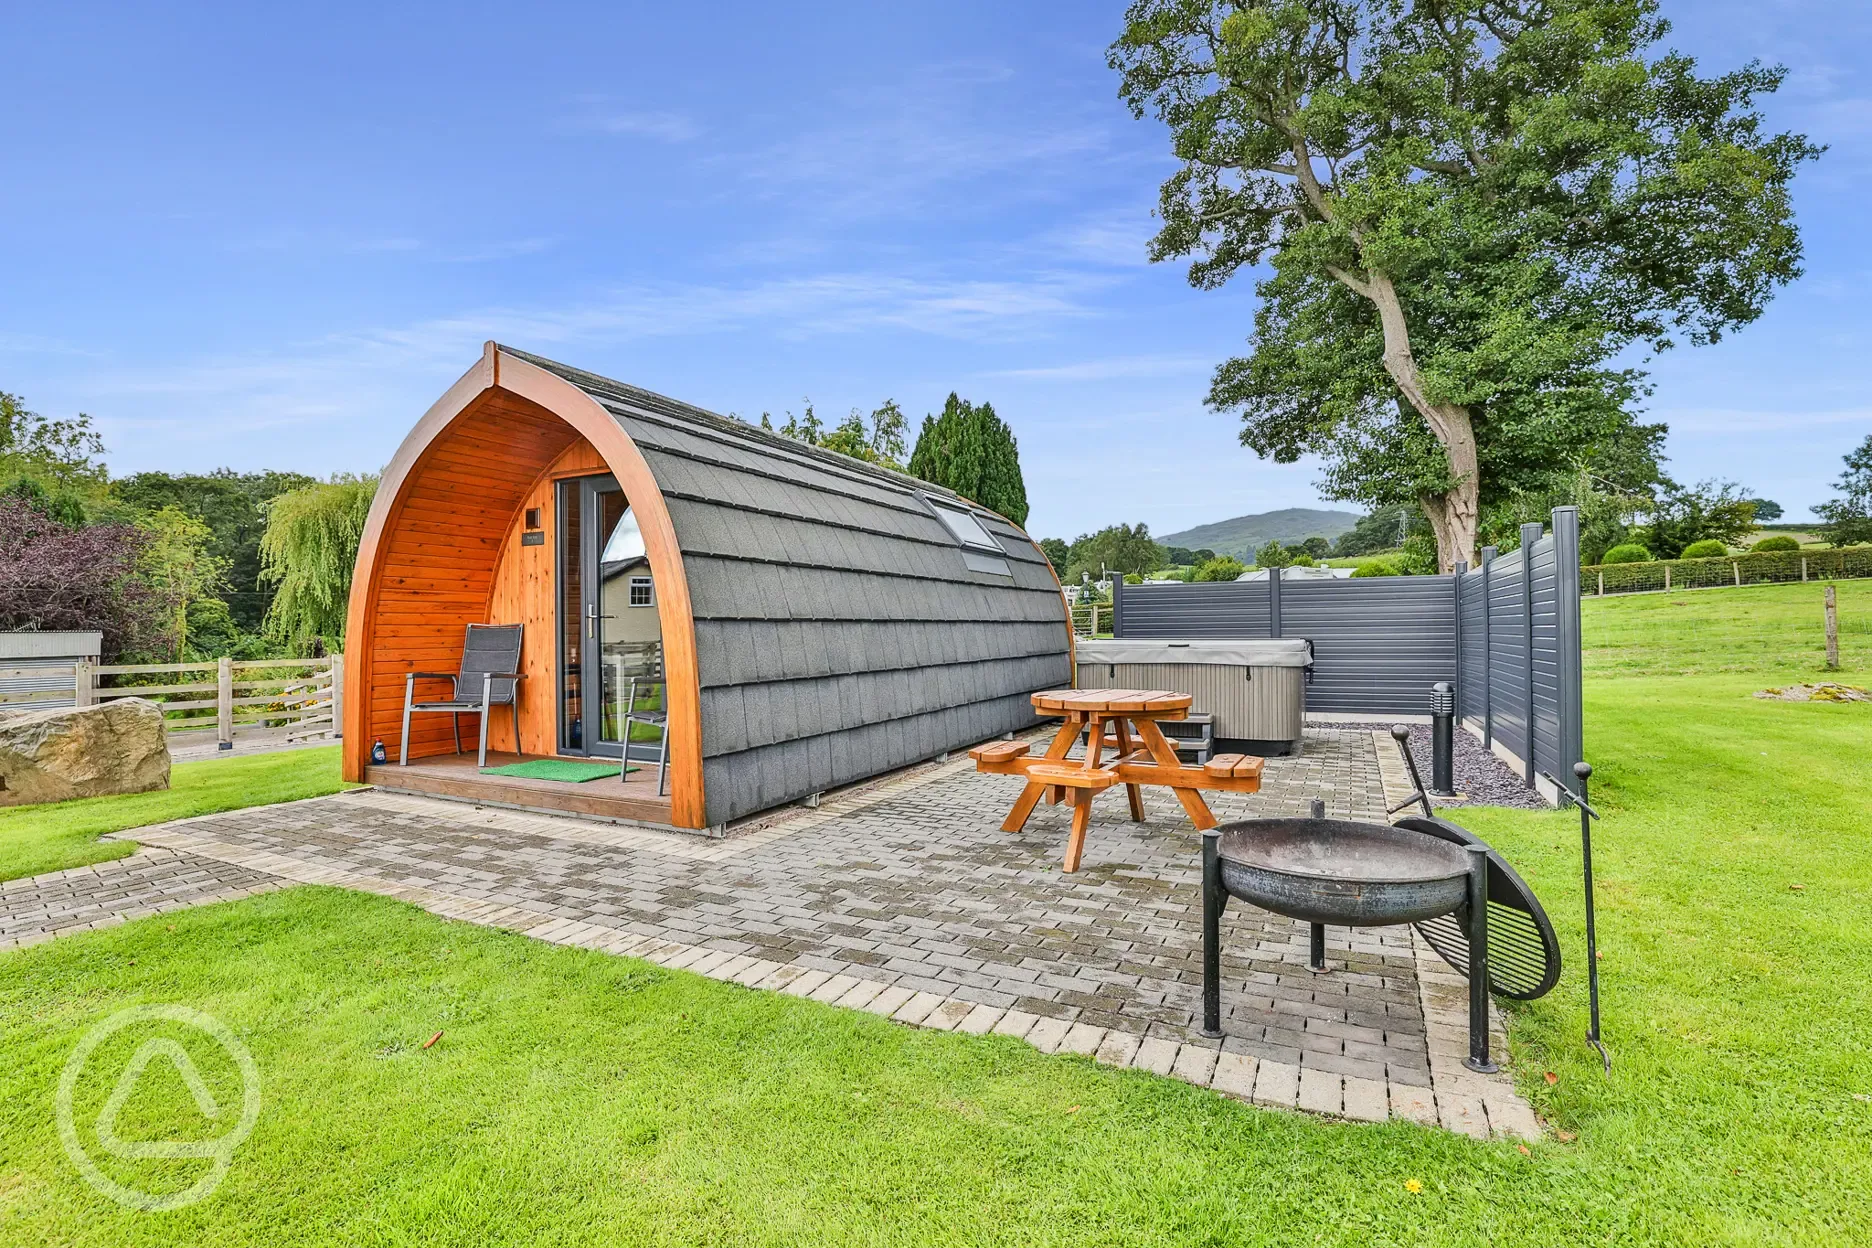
[0,849,283,948]
[1,726,1538,1140]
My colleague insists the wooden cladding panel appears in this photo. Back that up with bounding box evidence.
[345,350,705,829]
[482,439,608,754]
[361,394,579,760]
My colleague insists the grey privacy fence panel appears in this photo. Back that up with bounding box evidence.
[1460,509,1585,790]
[1113,573,1455,715]
[1282,577,1456,715]
[1112,507,1585,793]
[1115,580,1273,638]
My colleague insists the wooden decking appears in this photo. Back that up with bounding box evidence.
[362,751,675,826]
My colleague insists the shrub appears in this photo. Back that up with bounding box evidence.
[1601,543,1653,564]
[1350,559,1400,577]
[1287,554,1318,568]
[1194,555,1247,582]
[1752,534,1800,552]
[0,495,163,658]
[1680,539,1730,559]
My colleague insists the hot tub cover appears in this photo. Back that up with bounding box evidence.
[1075,638,1313,668]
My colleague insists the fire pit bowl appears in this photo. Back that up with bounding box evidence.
[1201,815,1502,1073]
[1213,818,1473,927]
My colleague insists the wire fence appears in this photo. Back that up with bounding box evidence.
[1583,546,1872,596]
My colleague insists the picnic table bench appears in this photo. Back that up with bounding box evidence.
[970,688,1265,872]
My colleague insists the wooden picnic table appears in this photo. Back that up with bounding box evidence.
[970,688,1266,873]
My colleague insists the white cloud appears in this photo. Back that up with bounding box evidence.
[566,104,702,143]
[57,265,1113,466]
[1036,208,1159,268]
[0,332,95,356]
[732,63,1114,219]
[986,353,1209,382]
[1660,405,1872,433]
[224,228,425,255]
[436,237,556,264]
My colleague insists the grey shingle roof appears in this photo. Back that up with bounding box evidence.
[504,347,1072,825]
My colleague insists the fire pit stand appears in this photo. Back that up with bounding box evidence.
[1202,818,1502,1073]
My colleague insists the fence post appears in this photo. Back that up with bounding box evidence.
[72,659,94,707]
[1519,522,1543,786]
[331,654,345,738]
[1664,564,1671,592]
[1451,561,1467,719]
[217,656,234,750]
[1268,565,1283,638]
[1597,569,1604,597]
[1733,560,1741,587]
[1552,507,1585,781]
[1826,585,1840,670]
[1802,556,1809,583]
[1480,546,1496,749]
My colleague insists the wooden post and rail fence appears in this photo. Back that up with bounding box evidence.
[0,655,343,747]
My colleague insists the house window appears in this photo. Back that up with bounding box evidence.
[928,500,1001,551]
[628,576,654,607]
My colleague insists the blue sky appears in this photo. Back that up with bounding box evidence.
[4,1,1867,539]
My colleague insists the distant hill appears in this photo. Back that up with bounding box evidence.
[1159,507,1362,561]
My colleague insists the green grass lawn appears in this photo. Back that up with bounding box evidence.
[0,746,351,883]
[1,588,1869,1243]
[1583,578,1870,679]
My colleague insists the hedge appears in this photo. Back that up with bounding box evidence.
[1582,545,1872,595]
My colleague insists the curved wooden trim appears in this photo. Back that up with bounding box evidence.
[342,345,495,778]
[342,342,707,830]
[484,350,706,830]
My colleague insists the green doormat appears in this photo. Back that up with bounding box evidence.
[479,760,636,783]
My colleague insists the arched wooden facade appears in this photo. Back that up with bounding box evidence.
[343,343,1072,831]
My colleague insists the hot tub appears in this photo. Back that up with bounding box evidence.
[1074,637,1312,755]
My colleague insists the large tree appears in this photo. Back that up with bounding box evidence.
[1065,523,1166,582]
[1111,0,1817,569]
[114,469,317,628]
[1816,434,1872,549]
[908,394,1031,527]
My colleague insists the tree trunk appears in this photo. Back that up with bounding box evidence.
[1362,270,1481,571]
[1419,486,1479,575]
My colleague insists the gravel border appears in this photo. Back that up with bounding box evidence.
[1340,722,1548,810]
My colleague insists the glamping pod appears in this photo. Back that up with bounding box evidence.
[342,343,1074,830]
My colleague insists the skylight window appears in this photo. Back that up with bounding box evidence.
[929,500,1000,551]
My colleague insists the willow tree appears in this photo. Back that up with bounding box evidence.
[258,475,378,651]
[1111,0,1816,569]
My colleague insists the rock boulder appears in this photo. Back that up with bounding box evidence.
[0,698,171,806]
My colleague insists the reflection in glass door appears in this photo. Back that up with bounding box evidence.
[557,475,664,758]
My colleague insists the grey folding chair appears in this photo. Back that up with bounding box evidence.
[400,624,525,768]
[619,676,670,796]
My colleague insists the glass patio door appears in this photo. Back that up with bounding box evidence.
[557,475,663,758]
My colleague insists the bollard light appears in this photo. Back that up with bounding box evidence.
[1429,682,1456,797]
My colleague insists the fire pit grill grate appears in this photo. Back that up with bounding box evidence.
[1397,815,1561,1001]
